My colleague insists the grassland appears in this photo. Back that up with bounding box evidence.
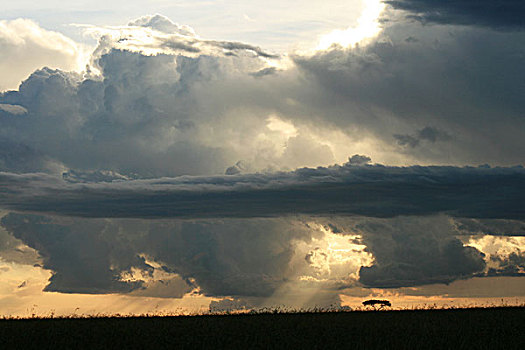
[1,307,524,349]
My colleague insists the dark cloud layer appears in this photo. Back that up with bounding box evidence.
[385,0,525,30]
[0,214,312,297]
[454,218,525,236]
[2,212,522,297]
[1,164,524,220]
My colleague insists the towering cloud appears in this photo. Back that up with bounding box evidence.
[0,19,84,91]
[2,212,522,299]
[294,22,525,166]
[2,12,525,178]
[353,216,486,287]
[0,214,316,297]
[1,7,524,309]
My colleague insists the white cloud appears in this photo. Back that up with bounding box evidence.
[1,12,524,181]
[0,18,87,91]
[317,0,385,50]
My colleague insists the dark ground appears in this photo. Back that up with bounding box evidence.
[1,307,524,349]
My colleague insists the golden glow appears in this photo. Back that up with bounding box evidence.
[466,236,525,257]
[299,223,373,280]
[317,0,385,50]
[266,115,298,138]
[465,235,525,274]
[340,276,525,310]
[340,293,525,310]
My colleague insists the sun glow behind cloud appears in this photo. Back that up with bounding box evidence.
[1,0,525,318]
[299,223,373,281]
[317,0,385,50]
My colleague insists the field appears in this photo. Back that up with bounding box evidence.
[1,307,524,349]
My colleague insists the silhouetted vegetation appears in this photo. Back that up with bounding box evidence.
[0,307,524,349]
[362,299,392,308]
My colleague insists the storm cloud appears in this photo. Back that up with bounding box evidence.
[0,213,315,297]
[385,0,525,30]
[2,212,522,298]
[353,216,486,288]
[293,22,525,165]
[1,7,524,308]
[0,163,524,220]
[2,13,525,177]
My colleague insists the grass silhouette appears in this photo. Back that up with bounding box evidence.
[0,305,524,349]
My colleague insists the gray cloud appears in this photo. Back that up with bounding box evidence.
[394,126,451,148]
[250,67,279,78]
[0,104,27,115]
[207,40,279,59]
[0,140,48,173]
[385,0,525,30]
[2,14,525,175]
[1,12,525,303]
[453,218,525,236]
[0,217,40,266]
[0,214,143,294]
[486,252,525,277]
[225,161,249,175]
[347,154,372,165]
[0,163,523,220]
[62,169,132,183]
[0,53,244,176]
[293,23,525,165]
[0,213,312,297]
[0,46,323,176]
[350,216,486,287]
[3,212,521,298]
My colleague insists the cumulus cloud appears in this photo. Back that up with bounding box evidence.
[487,251,525,276]
[85,14,277,60]
[294,21,525,165]
[2,13,524,177]
[3,212,521,299]
[0,214,315,297]
[347,154,372,165]
[0,36,334,176]
[463,235,525,278]
[128,14,197,37]
[351,216,486,287]
[384,0,525,30]
[0,18,85,91]
[1,11,525,305]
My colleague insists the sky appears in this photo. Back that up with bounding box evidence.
[0,0,524,316]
